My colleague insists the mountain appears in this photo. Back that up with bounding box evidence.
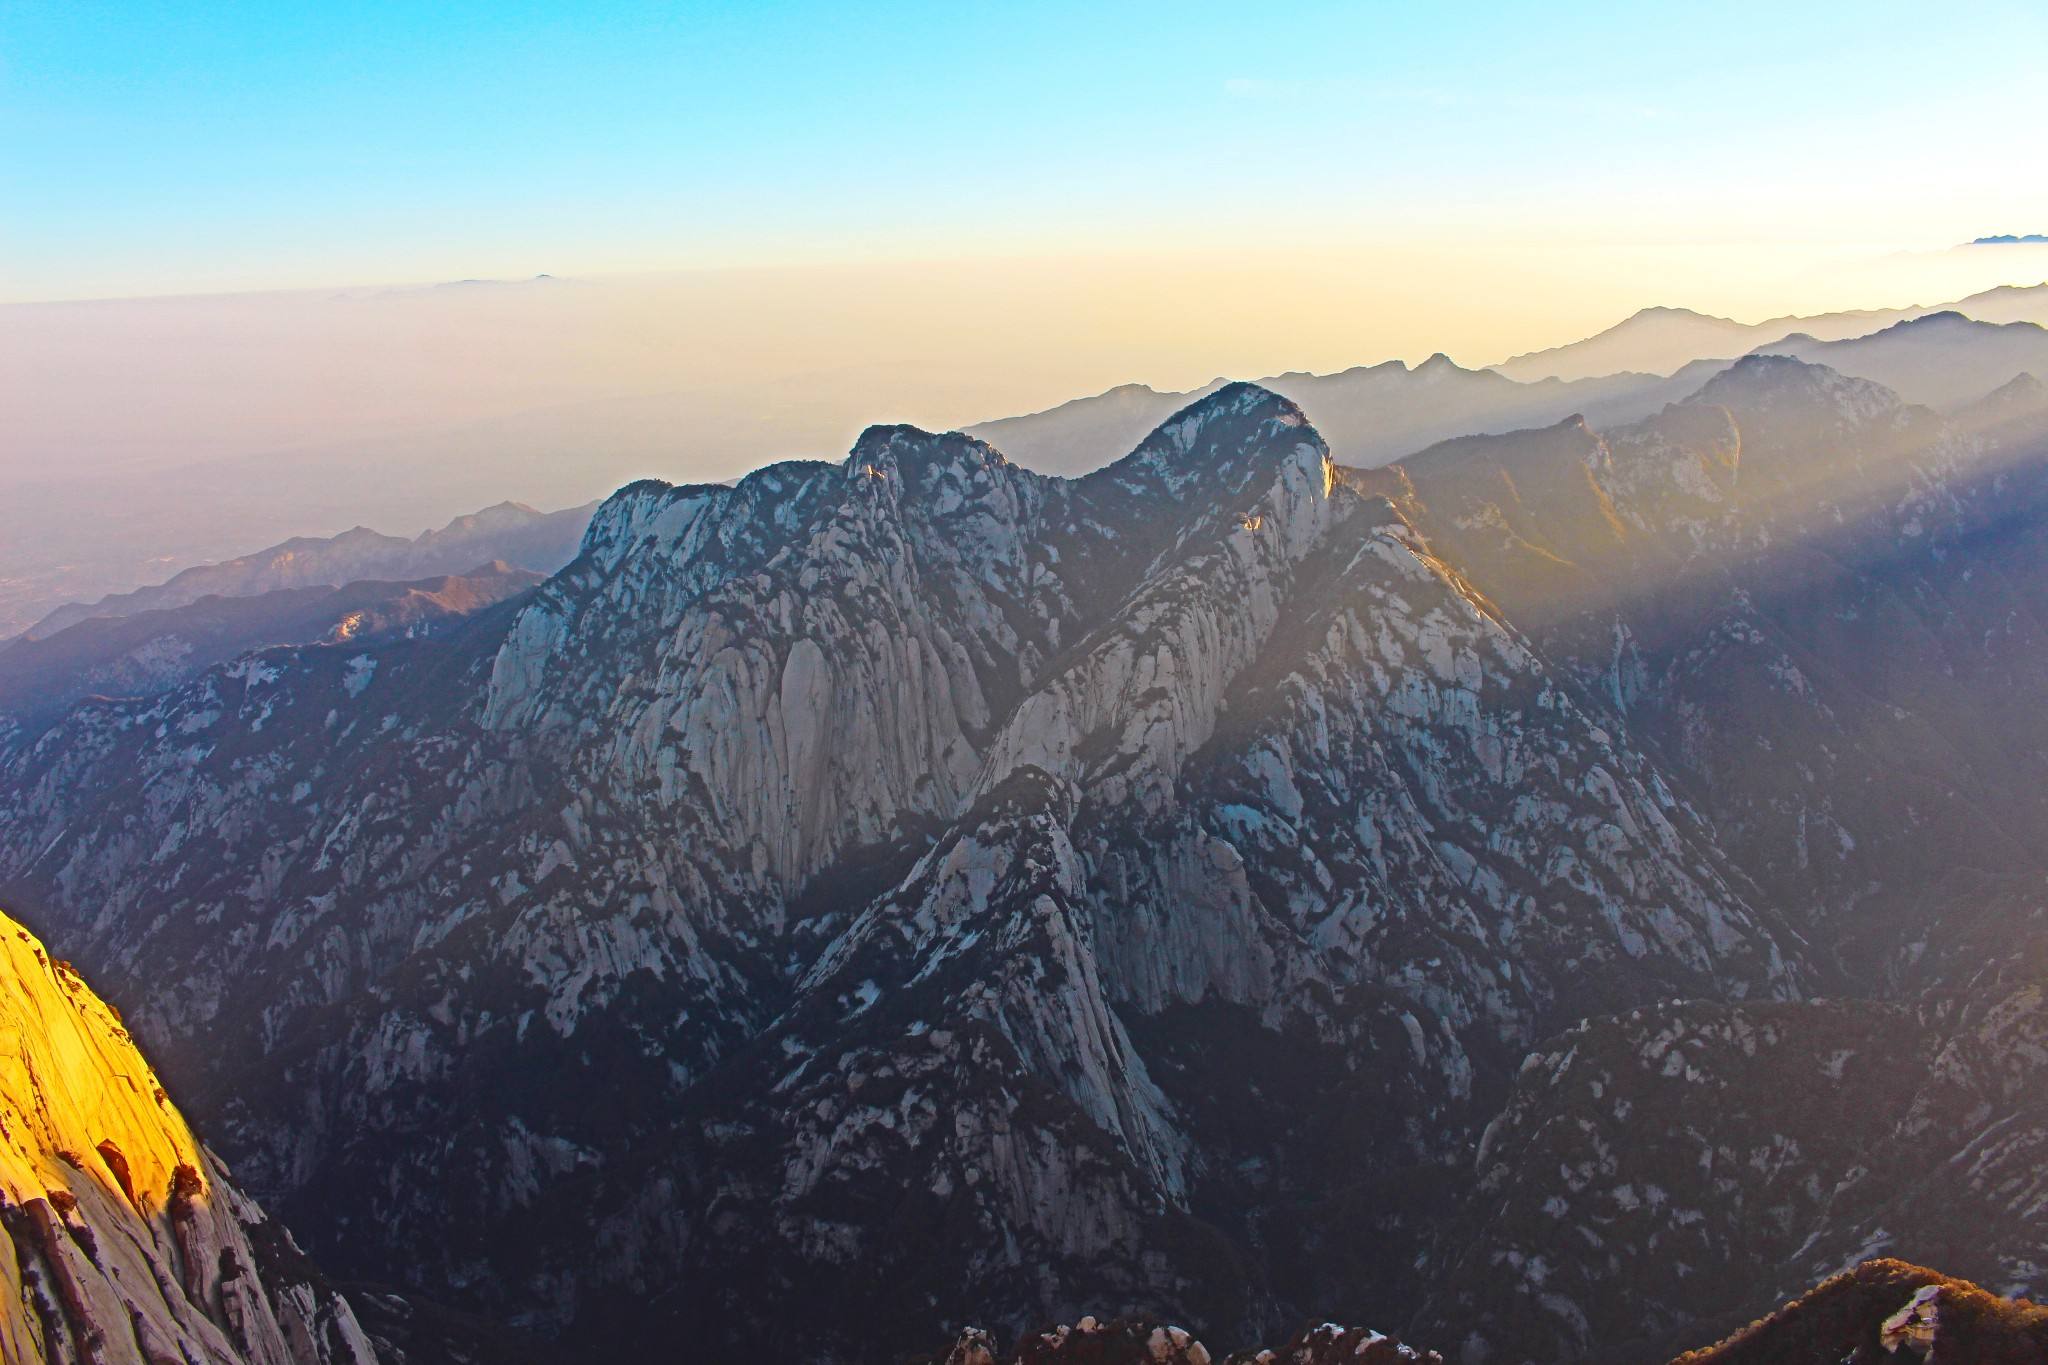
[917,1257,2048,1363]
[0,384,1807,1359]
[954,286,2048,477]
[1754,311,2048,409]
[1356,353,2048,975]
[8,359,2048,1360]
[1955,371,2048,439]
[1349,355,2048,1359]
[1957,281,2048,323]
[963,357,1705,476]
[1415,975,2048,1361]
[0,562,542,730]
[9,500,593,643]
[965,380,1231,477]
[917,1260,2048,1365]
[1493,282,2048,382]
[1493,306,1768,382]
[1673,1259,2048,1364]
[0,902,378,1364]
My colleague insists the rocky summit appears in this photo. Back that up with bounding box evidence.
[7,357,2048,1362]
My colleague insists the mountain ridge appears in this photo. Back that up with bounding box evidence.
[1492,281,2048,382]
[1752,311,2048,408]
[963,358,1708,479]
[905,1258,2048,1364]
[8,359,2048,1359]
[0,561,542,729]
[16,499,594,642]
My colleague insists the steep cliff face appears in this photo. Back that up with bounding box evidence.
[0,904,377,1365]
[7,361,2048,1362]
[0,383,1815,1358]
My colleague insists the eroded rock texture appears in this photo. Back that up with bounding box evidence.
[8,359,2048,1360]
[0,906,375,1365]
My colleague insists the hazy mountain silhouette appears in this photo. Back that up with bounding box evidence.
[1754,312,2048,408]
[1493,282,2048,382]
[965,355,1706,476]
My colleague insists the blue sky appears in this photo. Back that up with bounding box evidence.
[3,0,2046,299]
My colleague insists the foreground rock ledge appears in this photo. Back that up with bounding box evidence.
[0,904,376,1365]
[923,1317,1438,1365]
[1673,1258,2048,1365]
[922,1259,2048,1365]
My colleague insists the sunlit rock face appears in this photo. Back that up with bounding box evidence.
[1667,1258,2048,1365]
[7,358,2048,1362]
[0,905,376,1365]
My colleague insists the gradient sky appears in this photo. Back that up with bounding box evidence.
[5,0,2047,302]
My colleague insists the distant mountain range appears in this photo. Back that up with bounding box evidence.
[1492,281,2048,382]
[13,280,2044,649]
[1752,311,2048,409]
[19,272,2048,1361]
[10,499,592,641]
[0,561,541,727]
[963,356,1709,476]
[966,285,2048,482]
[13,343,2048,1359]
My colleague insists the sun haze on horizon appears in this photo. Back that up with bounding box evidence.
[3,0,2047,583]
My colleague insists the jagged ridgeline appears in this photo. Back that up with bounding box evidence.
[0,905,375,1364]
[7,359,2048,1362]
[907,1260,2048,1361]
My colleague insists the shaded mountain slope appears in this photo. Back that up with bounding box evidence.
[22,501,591,642]
[1412,974,2048,1362]
[0,563,541,730]
[9,358,2048,1361]
[1354,355,2048,980]
[0,386,1807,1360]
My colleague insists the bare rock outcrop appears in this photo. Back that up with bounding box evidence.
[0,908,376,1365]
